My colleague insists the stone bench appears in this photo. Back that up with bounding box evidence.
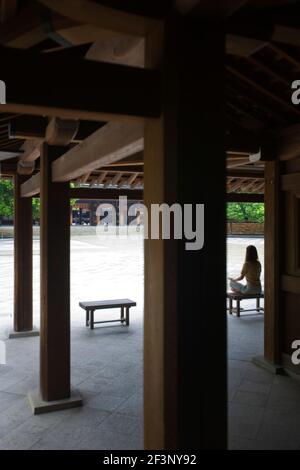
[227,292,264,317]
[79,298,136,329]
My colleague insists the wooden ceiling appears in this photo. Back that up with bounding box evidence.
[1,0,300,195]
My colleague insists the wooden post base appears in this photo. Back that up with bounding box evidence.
[27,388,82,415]
[8,329,39,339]
[252,355,285,375]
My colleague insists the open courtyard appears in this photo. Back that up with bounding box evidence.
[0,233,300,449]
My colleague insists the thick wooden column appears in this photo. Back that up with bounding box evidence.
[13,174,33,332]
[264,161,280,364]
[40,144,70,401]
[144,18,226,449]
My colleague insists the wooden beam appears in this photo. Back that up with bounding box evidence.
[226,34,268,57]
[9,116,104,142]
[17,160,35,176]
[0,161,17,175]
[0,150,21,161]
[85,36,145,68]
[227,169,264,178]
[94,171,107,186]
[70,187,143,200]
[124,172,139,186]
[21,173,40,197]
[226,3,300,52]
[45,118,79,145]
[52,122,144,182]
[276,124,300,161]
[0,2,79,48]
[227,65,300,117]
[226,129,260,154]
[79,173,91,184]
[0,46,161,122]
[227,157,250,169]
[264,160,280,363]
[246,56,290,87]
[144,16,226,449]
[20,174,143,200]
[281,172,300,192]
[239,178,260,192]
[228,178,248,192]
[176,0,247,18]
[9,116,47,140]
[13,174,33,333]
[20,140,42,163]
[37,0,160,37]
[227,100,264,131]
[227,192,264,203]
[269,43,300,71]
[40,144,71,401]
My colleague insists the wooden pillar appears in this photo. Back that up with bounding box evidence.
[40,144,70,401]
[144,17,226,449]
[264,161,280,363]
[14,174,33,332]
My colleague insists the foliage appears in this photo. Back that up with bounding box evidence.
[0,179,13,217]
[32,198,40,219]
[227,203,264,223]
[0,182,266,224]
[0,180,77,220]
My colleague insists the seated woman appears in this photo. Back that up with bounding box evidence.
[229,245,262,295]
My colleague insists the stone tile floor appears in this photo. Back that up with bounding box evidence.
[0,233,144,450]
[0,320,143,450]
[0,235,300,449]
[228,306,300,450]
[228,237,300,450]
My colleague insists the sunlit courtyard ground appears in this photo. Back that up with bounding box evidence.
[0,231,300,449]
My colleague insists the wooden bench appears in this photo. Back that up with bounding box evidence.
[227,292,264,317]
[79,298,136,329]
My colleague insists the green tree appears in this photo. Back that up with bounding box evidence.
[32,198,40,220]
[227,203,264,223]
[0,179,14,217]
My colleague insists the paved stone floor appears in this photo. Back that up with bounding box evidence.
[228,237,300,450]
[0,234,299,449]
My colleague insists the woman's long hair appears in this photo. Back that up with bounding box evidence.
[245,245,259,263]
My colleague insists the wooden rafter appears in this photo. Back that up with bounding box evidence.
[268,43,300,70]
[110,173,122,186]
[0,46,161,122]
[228,178,248,192]
[227,193,264,202]
[176,0,248,18]
[226,101,264,130]
[0,2,79,48]
[227,158,250,169]
[242,179,261,192]
[20,172,40,197]
[37,0,160,37]
[227,65,300,117]
[86,36,144,68]
[124,172,139,186]
[52,122,144,182]
[227,82,287,125]
[20,140,42,162]
[245,56,290,86]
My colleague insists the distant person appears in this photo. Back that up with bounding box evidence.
[229,245,262,295]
